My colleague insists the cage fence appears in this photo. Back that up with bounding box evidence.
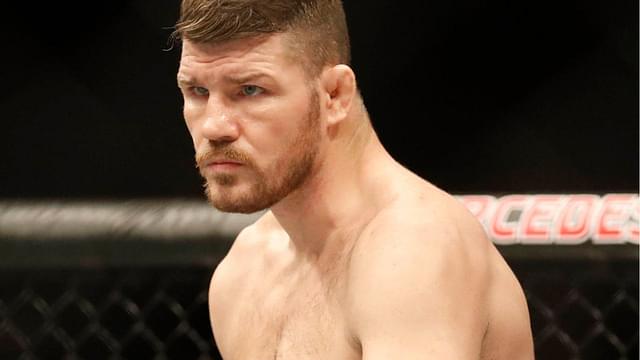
[0,200,637,360]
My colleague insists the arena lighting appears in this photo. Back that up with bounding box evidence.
[457,193,639,245]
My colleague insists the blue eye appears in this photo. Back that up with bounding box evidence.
[241,85,264,97]
[192,87,209,96]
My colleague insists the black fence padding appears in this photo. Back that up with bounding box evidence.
[0,258,637,360]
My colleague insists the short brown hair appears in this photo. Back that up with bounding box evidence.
[172,0,351,76]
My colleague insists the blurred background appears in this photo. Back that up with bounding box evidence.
[1,0,637,197]
[0,0,637,359]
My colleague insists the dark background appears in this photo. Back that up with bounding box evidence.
[1,0,637,199]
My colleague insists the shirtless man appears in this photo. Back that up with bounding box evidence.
[174,0,534,358]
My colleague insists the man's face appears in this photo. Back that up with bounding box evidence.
[177,34,322,213]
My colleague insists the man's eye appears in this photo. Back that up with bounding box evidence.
[241,85,264,97]
[191,87,209,96]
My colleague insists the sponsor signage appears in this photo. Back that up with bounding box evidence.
[457,194,639,245]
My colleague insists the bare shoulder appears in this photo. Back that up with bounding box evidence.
[209,210,284,296]
[207,211,284,340]
[346,183,533,358]
[350,184,493,281]
[345,186,496,357]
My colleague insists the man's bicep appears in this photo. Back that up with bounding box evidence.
[348,225,490,359]
[208,225,257,354]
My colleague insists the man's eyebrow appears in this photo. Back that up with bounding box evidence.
[223,72,274,84]
[176,75,197,88]
[176,73,274,88]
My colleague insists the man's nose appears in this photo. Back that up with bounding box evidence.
[201,96,240,143]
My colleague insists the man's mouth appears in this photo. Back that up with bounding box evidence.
[205,160,243,172]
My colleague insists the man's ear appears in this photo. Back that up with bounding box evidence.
[320,64,357,126]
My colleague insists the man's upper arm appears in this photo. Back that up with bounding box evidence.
[348,219,491,359]
[208,225,256,355]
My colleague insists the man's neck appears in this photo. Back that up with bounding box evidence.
[269,125,398,259]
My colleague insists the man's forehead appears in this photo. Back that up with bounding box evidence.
[180,34,291,60]
[178,34,305,80]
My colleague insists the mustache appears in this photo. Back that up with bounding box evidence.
[195,147,252,169]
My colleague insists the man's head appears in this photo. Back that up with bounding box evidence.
[175,1,359,214]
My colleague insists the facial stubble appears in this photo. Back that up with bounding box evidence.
[199,91,321,213]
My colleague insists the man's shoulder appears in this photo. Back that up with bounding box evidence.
[223,210,285,257]
[348,186,493,293]
[343,187,497,353]
[360,186,490,257]
[214,210,284,279]
[208,211,285,328]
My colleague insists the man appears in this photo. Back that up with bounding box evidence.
[173,0,534,358]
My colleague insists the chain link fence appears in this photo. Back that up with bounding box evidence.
[515,259,638,359]
[0,268,218,360]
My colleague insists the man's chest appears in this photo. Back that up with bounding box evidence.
[216,272,360,359]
